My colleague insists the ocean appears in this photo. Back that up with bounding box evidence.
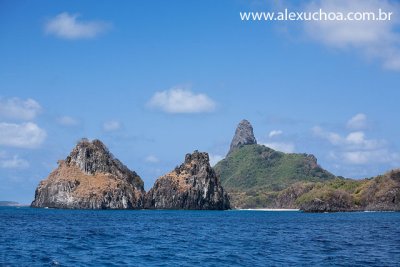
[1,207,399,266]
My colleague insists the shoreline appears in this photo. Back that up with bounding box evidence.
[235,208,300,211]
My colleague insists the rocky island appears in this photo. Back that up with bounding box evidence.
[31,120,399,212]
[0,201,23,207]
[215,119,335,208]
[31,139,145,209]
[296,169,400,212]
[31,140,230,210]
[215,119,400,212]
[145,151,230,210]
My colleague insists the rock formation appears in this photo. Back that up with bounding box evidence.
[360,170,400,211]
[31,139,144,209]
[274,182,315,209]
[228,119,257,154]
[30,124,400,212]
[296,170,400,212]
[215,119,335,208]
[145,151,230,210]
[298,189,355,212]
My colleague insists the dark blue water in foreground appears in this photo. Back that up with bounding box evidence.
[1,208,400,266]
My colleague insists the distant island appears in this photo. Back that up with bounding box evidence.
[0,201,24,207]
[215,120,400,212]
[30,120,400,212]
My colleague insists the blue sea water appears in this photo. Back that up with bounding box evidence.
[1,207,399,266]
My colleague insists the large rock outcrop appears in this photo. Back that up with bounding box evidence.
[295,170,400,212]
[31,139,144,209]
[145,151,230,210]
[228,119,257,154]
[360,170,400,211]
[298,189,355,212]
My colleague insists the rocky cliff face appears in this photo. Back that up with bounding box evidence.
[295,170,400,212]
[228,119,257,154]
[145,151,230,210]
[360,170,400,211]
[274,182,315,209]
[31,139,145,209]
[298,189,355,212]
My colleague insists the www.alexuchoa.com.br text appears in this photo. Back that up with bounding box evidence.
[240,8,393,22]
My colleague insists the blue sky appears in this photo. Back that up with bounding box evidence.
[1,0,400,203]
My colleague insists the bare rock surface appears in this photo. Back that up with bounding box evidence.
[145,151,230,210]
[228,119,257,154]
[31,139,144,209]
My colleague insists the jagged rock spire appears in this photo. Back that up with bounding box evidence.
[65,138,143,188]
[228,119,257,154]
[144,150,230,210]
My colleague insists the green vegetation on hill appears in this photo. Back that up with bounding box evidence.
[214,119,400,211]
[214,144,335,192]
[213,144,337,208]
[214,145,400,210]
[295,170,400,212]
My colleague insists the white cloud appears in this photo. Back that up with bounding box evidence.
[313,126,384,150]
[312,126,342,145]
[0,155,29,169]
[45,12,111,40]
[144,155,159,163]
[347,113,367,130]
[0,122,46,148]
[102,120,121,132]
[313,114,398,165]
[268,130,283,138]
[263,142,295,153]
[304,0,400,70]
[328,149,400,165]
[263,129,295,153]
[346,132,365,145]
[148,87,216,114]
[0,97,41,120]
[342,150,399,165]
[57,116,79,126]
[209,154,224,167]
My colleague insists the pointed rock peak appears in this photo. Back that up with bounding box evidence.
[229,119,257,154]
[74,138,110,156]
[64,138,143,189]
[145,150,230,210]
[65,138,113,173]
[184,150,209,166]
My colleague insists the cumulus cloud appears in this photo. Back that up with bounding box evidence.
[45,12,111,40]
[0,154,29,169]
[147,87,216,114]
[312,127,384,150]
[0,122,46,148]
[313,114,399,165]
[341,150,400,165]
[304,0,400,70]
[144,155,159,163]
[268,130,283,138]
[209,154,224,167]
[102,120,121,132]
[346,113,367,130]
[0,97,41,120]
[263,142,295,153]
[312,126,342,145]
[263,129,295,153]
[57,116,79,126]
